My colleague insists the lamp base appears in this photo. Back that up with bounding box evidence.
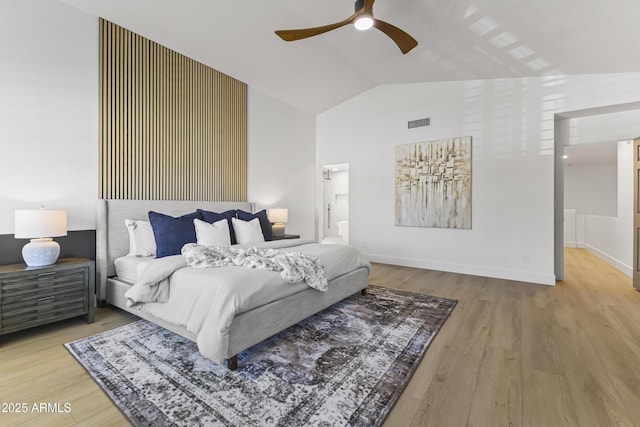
[22,238,60,267]
[272,223,285,238]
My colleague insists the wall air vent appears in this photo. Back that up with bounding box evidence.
[408,117,430,129]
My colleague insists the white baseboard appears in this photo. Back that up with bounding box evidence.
[583,244,632,277]
[364,253,556,286]
[565,240,588,249]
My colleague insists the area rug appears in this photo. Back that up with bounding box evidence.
[65,286,456,426]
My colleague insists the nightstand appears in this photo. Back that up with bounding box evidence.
[272,234,300,240]
[0,257,95,335]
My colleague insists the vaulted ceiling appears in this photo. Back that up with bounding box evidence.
[61,0,640,114]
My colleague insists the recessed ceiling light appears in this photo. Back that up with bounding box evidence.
[562,155,568,159]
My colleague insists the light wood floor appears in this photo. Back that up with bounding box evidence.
[1,248,638,426]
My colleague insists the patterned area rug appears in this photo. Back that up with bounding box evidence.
[65,286,456,426]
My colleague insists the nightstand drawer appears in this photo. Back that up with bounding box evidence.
[1,293,88,334]
[1,269,86,297]
[2,287,87,314]
[0,270,87,300]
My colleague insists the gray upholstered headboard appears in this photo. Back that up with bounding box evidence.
[96,199,254,301]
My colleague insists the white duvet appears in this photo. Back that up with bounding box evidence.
[124,239,370,363]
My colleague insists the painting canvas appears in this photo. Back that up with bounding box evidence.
[395,136,472,228]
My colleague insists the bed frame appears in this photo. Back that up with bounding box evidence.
[96,199,369,369]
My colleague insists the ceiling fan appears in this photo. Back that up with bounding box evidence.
[275,0,418,54]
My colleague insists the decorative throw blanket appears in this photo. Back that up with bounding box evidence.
[181,243,328,291]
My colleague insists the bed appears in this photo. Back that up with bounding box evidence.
[96,199,370,369]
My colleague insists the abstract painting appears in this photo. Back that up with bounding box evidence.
[395,136,472,228]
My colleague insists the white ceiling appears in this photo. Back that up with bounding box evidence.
[60,0,640,114]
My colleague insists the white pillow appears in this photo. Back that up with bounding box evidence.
[124,219,156,257]
[232,217,265,244]
[194,218,231,246]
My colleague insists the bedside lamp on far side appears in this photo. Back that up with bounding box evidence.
[267,208,288,238]
[14,208,67,267]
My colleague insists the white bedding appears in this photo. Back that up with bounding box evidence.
[124,239,370,363]
[114,255,155,284]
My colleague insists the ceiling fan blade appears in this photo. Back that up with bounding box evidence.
[275,15,355,42]
[372,19,418,54]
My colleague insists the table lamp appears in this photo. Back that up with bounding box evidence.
[14,208,67,267]
[267,208,288,238]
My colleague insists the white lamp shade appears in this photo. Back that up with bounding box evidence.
[14,209,67,239]
[267,208,288,224]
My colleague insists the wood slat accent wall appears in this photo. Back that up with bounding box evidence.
[99,19,247,201]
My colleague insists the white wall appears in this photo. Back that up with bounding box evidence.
[0,2,317,240]
[582,141,633,276]
[317,74,640,285]
[564,209,577,247]
[0,0,98,233]
[570,110,640,145]
[247,88,316,239]
[565,162,617,216]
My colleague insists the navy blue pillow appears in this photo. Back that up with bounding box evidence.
[237,209,273,241]
[197,209,237,244]
[148,210,202,257]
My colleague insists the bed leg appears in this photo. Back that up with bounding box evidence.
[360,288,367,296]
[226,355,238,370]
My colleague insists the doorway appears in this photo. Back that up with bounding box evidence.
[554,102,640,282]
[320,163,349,245]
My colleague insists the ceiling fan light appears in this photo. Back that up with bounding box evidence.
[354,16,374,31]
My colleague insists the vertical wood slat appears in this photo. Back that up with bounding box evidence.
[98,19,247,201]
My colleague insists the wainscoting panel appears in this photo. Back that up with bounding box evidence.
[99,19,247,201]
